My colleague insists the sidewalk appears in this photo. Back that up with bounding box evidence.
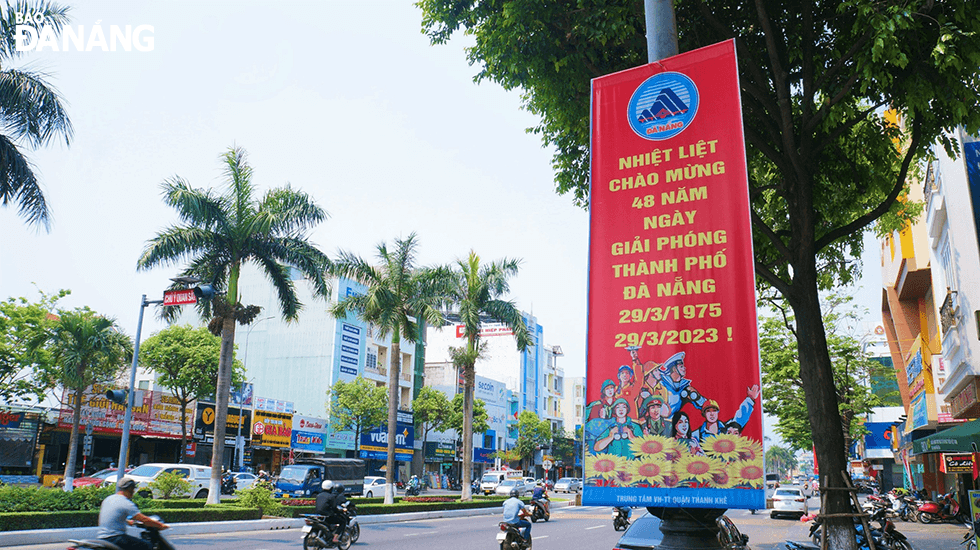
[0,500,572,546]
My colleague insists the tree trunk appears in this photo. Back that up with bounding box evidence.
[461,359,475,501]
[180,396,189,462]
[790,276,857,550]
[207,315,237,504]
[384,338,401,504]
[63,385,83,492]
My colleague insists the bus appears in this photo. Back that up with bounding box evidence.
[274,458,366,497]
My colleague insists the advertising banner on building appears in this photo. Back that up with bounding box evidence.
[193,402,251,447]
[585,40,764,510]
[333,278,367,384]
[291,415,327,453]
[252,410,292,448]
[425,442,456,463]
[969,489,980,549]
[359,421,414,461]
[58,384,193,439]
[942,453,974,473]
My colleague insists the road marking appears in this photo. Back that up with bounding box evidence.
[404,533,424,537]
[586,525,606,530]
[535,536,549,539]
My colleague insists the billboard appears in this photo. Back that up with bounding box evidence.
[251,410,292,448]
[291,415,327,453]
[359,420,414,462]
[59,384,194,439]
[585,40,764,509]
[333,278,367,383]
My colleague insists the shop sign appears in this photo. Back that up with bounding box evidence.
[951,379,979,418]
[425,442,456,462]
[906,349,923,391]
[473,447,495,464]
[360,421,414,455]
[255,397,293,414]
[911,393,929,430]
[193,403,251,440]
[291,415,327,453]
[0,411,24,429]
[252,410,292,448]
[58,384,193,439]
[942,453,974,473]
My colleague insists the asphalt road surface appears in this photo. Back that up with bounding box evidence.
[4,499,971,550]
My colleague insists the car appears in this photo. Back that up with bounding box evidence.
[495,478,527,497]
[70,468,126,488]
[553,477,582,493]
[107,463,213,499]
[770,486,809,519]
[362,476,388,497]
[524,477,536,488]
[229,472,258,491]
[614,510,751,549]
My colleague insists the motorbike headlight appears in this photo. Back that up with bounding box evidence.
[612,511,619,519]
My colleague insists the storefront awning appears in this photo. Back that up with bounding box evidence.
[912,418,980,454]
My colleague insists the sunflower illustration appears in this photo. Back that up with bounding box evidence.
[709,462,738,488]
[736,437,764,462]
[678,454,724,483]
[586,453,628,480]
[660,439,684,463]
[631,434,673,457]
[660,469,682,488]
[733,458,765,488]
[629,456,670,484]
[702,434,743,461]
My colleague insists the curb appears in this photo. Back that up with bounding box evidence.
[0,501,571,546]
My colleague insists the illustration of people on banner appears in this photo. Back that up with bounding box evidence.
[584,346,763,490]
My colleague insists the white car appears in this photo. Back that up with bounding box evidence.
[553,477,582,493]
[771,486,809,519]
[106,463,213,499]
[230,472,258,491]
[362,476,388,498]
[495,478,527,497]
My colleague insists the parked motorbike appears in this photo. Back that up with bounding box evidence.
[612,506,631,531]
[807,507,910,550]
[529,499,550,523]
[496,522,531,550]
[68,516,176,550]
[963,523,977,550]
[300,510,353,550]
[919,490,967,524]
[895,494,920,523]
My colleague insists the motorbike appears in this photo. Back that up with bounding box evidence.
[918,490,967,524]
[807,507,911,550]
[529,499,550,522]
[496,522,531,550]
[612,506,631,531]
[405,483,421,497]
[221,473,237,495]
[346,502,360,543]
[68,516,176,550]
[448,478,462,491]
[300,509,354,550]
[396,480,405,490]
[895,494,920,523]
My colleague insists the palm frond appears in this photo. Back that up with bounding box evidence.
[160,177,227,230]
[252,256,300,321]
[253,236,331,298]
[329,249,380,285]
[136,225,220,271]
[0,67,72,146]
[0,1,71,60]
[221,146,254,227]
[259,185,328,236]
[0,133,47,229]
[483,299,532,350]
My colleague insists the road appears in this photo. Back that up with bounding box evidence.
[5,498,971,550]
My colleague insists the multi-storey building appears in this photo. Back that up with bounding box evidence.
[562,376,586,433]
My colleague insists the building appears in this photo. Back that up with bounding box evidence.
[562,376,586,433]
[923,130,980,420]
[542,345,565,434]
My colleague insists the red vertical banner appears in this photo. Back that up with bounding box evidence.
[584,40,763,509]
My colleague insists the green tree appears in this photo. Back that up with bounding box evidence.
[37,308,131,490]
[412,386,451,457]
[137,146,331,504]
[760,294,883,454]
[329,233,446,504]
[139,325,244,461]
[765,445,798,478]
[447,393,489,437]
[550,427,575,470]
[328,376,388,454]
[418,2,980,542]
[514,411,552,472]
[0,288,68,403]
[443,251,531,500]
[0,1,73,229]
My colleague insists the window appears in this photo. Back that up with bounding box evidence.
[366,351,377,370]
[137,380,150,390]
[939,236,955,290]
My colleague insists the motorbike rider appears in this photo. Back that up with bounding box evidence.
[315,480,350,543]
[940,490,955,519]
[531,481,550,515]
[98,477,168,550]
[502,488,532,543]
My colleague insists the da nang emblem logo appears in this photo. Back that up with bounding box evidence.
[628,72,699,141]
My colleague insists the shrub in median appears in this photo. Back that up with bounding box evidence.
[146,471,192,499]
[0,506,262,532]
[0,485,152,513]
[235,481,283,517]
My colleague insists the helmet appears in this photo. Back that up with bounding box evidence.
[536,481,543,487]
[333,484,345,494]
[116,477,138,492]
[509,488,520,498]
[321,480,335,492]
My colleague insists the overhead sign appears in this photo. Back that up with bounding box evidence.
[163,289,197,306]
[584,40,764,510]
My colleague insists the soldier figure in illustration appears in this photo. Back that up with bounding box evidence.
[594,398,643,458]
[691,384,760,442]
[639,389,670,437]
[648,352,708,417]
[586,380,618,420]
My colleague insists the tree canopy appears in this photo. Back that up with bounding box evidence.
[447,392,489,435]
[514,411,552,470]
[412,385,451,446]
[0,288,68,403]
[329,376,388,453]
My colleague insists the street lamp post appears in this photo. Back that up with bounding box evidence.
[236,316,274,471]
[116,294,162,472]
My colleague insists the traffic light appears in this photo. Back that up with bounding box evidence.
[193,284,215,300]
[106,389,128,405]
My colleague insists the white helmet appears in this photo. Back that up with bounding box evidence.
[321,479,334,492]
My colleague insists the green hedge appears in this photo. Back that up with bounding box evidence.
[0,507,262,532]
[143,499,207,510]
[281,497,518,518]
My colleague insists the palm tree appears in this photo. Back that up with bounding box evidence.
[41,309,131,491]
[330,233,447,504]
[0,1,73,229]
[137,146,331,504]
[447,251,531,500]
